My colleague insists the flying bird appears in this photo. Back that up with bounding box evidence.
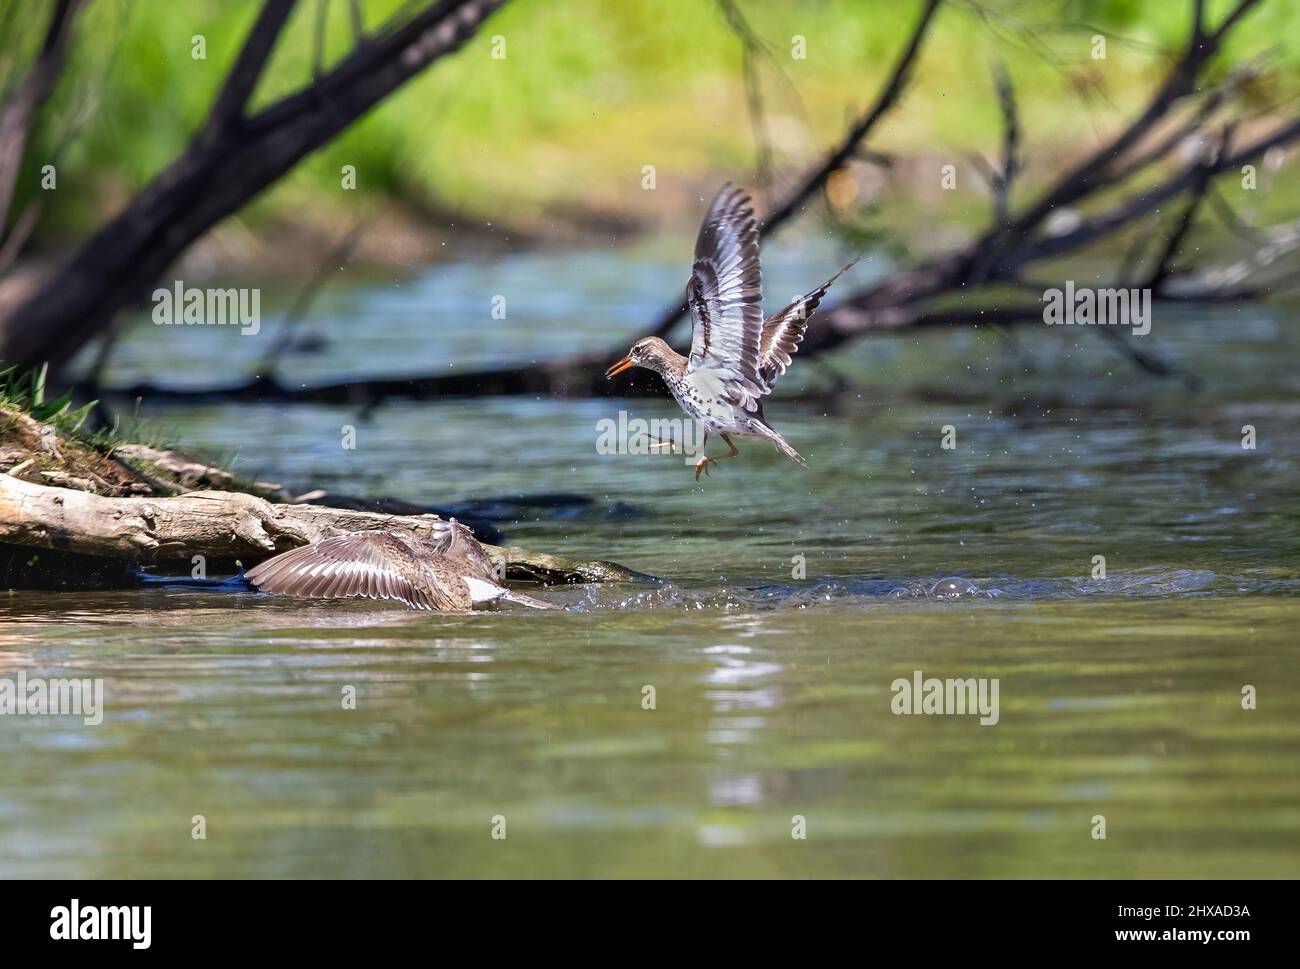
[245,519,559,611]
[606,183,856,480]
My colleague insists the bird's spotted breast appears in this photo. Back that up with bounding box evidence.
[661,371,744,432]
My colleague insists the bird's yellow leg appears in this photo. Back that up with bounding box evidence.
[691,432,709,479]
[694,434,739,481]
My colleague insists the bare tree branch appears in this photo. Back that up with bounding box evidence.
[994,0,1265,271]
[1144,135,1221,289]
[992,62,1019,227]
[1023,117,1300,265]
[312,0,329,80]
[0,199,41,275]
[717,0,774,193]
[758,0,943,233]
[349,0,366,42]
[0,0,82,235]
[0,0,509,371]
[203,0,299,134]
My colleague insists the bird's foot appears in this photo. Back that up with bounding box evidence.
[693,455,715,481]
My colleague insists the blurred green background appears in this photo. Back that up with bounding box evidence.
[6,0,1299,255]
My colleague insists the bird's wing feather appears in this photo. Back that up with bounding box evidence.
[685,184,766,404]
[759,258,858,390]
[245,531,466,610]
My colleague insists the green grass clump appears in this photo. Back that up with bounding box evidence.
[0,364,96,433]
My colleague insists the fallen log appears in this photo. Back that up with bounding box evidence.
[0,474,645,590]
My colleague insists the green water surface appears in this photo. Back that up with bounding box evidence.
[2,249,1297,878]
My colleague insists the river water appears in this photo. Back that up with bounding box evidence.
[2,243,1298,877]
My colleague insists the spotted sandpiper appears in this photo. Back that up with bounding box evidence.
[245,520,558,611]
[606,183,855,480]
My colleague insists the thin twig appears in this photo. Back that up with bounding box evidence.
[204,0,299,133]
[0,0,82,234]
[255,209,373,377]
[716,0,774,194]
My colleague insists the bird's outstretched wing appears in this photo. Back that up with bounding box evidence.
[685,184,766,405]
[759,259,858,390]
[245,530,468,611]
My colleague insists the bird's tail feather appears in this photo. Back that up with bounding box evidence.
[753,422,807,468]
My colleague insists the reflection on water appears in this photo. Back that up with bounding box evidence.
[3,245,1299,877]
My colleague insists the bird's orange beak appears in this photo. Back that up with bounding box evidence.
[605,355,634,379]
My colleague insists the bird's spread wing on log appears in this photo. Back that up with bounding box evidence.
[685,184,766,405]
[759,259,858,390]
[245,530,468,610]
